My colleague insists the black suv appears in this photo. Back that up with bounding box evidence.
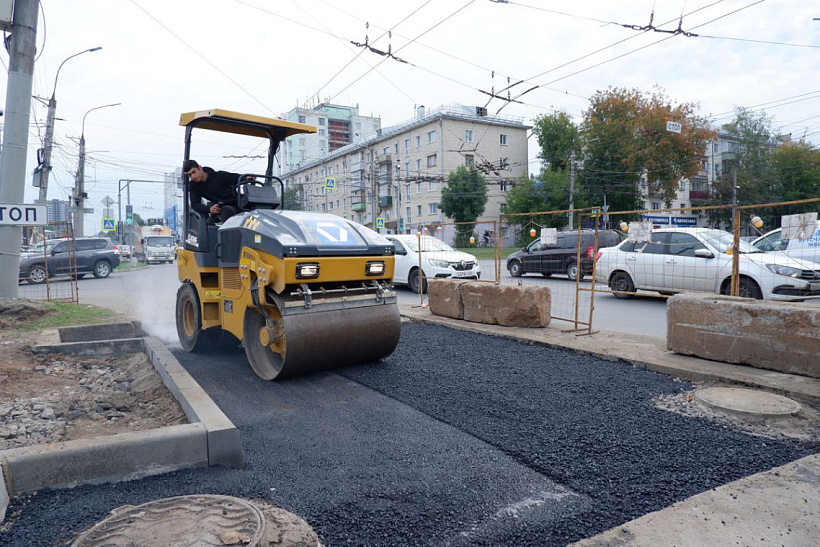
[19,237,120,284]
[506,230,623,281]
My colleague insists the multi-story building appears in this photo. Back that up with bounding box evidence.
[163,168,183,237]
[281,103,530,234]
[277,103,382,175]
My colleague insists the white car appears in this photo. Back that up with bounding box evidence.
[594,227,820,301]
[385,234,481,293]
[751,222,820,266]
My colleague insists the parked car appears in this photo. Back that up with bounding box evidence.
[118,244,132,258]
[385,234,481,293]
[19,237,121,284]
[506,229,624,281]
[594,227,820,301]
[751,222,820,265]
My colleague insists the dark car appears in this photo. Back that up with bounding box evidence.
[19,237,120,284]
[506,229,623,281]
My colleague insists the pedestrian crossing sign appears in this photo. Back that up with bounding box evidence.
[325,177,336,190]
[102,218,115,232]
[376,217,385,229]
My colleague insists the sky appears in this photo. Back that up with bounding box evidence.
[2,0,819,235]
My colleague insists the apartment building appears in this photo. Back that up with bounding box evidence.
[281,103,530,233]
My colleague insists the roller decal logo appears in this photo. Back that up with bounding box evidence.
[308,220,353,245]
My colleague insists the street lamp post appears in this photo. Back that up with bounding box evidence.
[74,102,120,236]
[37,47,102,205]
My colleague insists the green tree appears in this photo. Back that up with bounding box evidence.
[132,213,145,227]
[505,171,580,244]
[766,141,820,222]
[581,87,714,212]
[439,166,488,246]
[532,111,578,172]
[283,186,302,210]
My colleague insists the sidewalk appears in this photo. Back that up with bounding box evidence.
[399,304,820,547]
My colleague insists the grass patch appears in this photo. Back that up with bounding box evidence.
[455,247,518,260]
[33,302,121,330]
[116,261,149,272]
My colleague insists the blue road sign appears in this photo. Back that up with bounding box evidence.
[325,177,336,190]
[102,218,116,232]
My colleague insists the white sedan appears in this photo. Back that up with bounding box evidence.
[385,234,481,293]
[594,227,820,301]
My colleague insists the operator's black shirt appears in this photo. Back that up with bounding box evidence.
[188,167,241,215]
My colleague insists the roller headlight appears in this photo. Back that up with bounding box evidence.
[429,259,450,268]
[365,261,386,276]
[295,262,320,279]
[766,264,800,278]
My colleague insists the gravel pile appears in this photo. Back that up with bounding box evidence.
[0,322,815,547]
[0,354,185,450]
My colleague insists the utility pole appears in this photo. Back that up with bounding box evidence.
[37,47,102,204]
[568,149,576,230]
[0,0,39,299]
[74,103,119,236]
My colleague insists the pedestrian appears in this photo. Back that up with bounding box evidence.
[183,159,245,224]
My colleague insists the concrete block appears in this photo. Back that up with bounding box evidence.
[143,337,244,468]
[57,322,136,342]
[31,338,145,357]
[668,293,820,378]
[428,279,470,319]
[0,462,9,522]
[461,282,551,327]
[2,423,208,494]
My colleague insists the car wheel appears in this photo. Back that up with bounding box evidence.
[540,272,552,278]
[508,260,523,277]
[408,268,427,294]
[73,273,86,280]
[27,265,48,284]
[737,278,763,299]
[93,261,111,279]
[610,271,635,299]
[566,262,583,281]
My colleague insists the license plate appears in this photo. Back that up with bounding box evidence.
[454,271,473,278]
[811,282,820,291]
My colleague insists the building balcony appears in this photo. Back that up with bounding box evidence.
[350,161,365,172]
[689,190,709,202]
[379,196,393,208]
[351,202,367,212]
[377,154,392,165]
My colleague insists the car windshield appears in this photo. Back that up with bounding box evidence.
[401,236,455,253]
[26,240,63,253]
[150,237,175,247]
[702,230,759,254]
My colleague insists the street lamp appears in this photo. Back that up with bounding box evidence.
[37,46,102,204]
[74,102,120,237]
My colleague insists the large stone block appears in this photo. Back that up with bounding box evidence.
[667,293,820,378]
[460,282,551,327]
[428,279,471,319]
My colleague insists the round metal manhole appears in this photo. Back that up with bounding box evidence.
[72,494,266,547]
[696,387,802,419]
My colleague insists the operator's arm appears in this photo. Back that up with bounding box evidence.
[188,184,211,215]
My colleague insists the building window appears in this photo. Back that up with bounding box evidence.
[356,122,362,130]
[500,180,508,192]
[298,115,306,123]
[373,123,379,131]
[299,138,306,146]
[404,139,410,156]
[499,134,508,146]
[383,146,390,155]
[415,159,421,171]
[500,203,508,213]
[416,183,422,194]
[427,154,437,168]
[318,118,325,126]
[465,154,474,166]
[318,129,326,136]
[428,180,438,191]
[394,143,399,155]
[405,162,410,177]
[300,150,306,160]
[465,129,473,142]
[405,185,411,201]
[427,130,437,144]
[415,135,421,147]
[652,202,661,210]
[417,205,422,216]
[428,203,438,214]
[406,207,411,221]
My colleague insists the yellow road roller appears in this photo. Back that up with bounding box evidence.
[175,109,401,380]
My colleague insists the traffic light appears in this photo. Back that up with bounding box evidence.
[126,205,133,225]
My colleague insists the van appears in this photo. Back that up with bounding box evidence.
[751,222,820,267]
[506,229,624,281]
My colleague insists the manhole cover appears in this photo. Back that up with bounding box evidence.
[72,494,266,547]
[696,387,802,419]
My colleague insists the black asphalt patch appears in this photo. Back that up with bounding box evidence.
[0,322,813,546]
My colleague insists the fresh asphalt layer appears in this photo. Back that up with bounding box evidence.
[0,322,815,546]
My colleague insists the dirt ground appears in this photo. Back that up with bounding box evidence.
[0,300,187,450]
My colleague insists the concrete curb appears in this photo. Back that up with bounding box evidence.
[399,305,820,405]
[0,326,242,520]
